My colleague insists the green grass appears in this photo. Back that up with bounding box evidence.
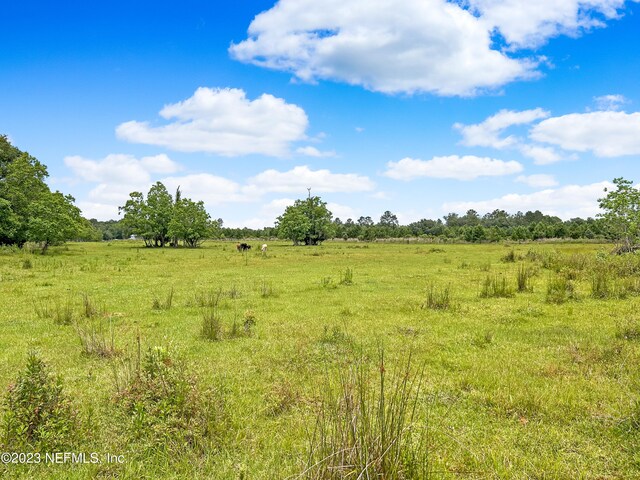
[1,241,640,478]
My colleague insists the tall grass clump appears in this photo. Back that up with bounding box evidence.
[516,264,534,292]
[591,269,613,299]
[501,249,517,263]
[546,275,577,304]
[480,275,514,298]
[201,308,223,341]
[54,298,75,325]
[423,283,452,310]
[1,352,77,451]
[152,287,174,310]
[302,351,429,479]
[260,279,275,298]
[75,318,117,358]
[81,292,98,318]
[339,267,354,285]
[192,288,223,308]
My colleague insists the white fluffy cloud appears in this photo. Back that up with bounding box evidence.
[116,87,309,157]
[384,156,523,181]
[66,159,371,220]
[443,181,612,219]
[295,146,336,157]
[515,174,559,187]
[530,111,640,157]
[230,0,635,96]
[244,165,375,194]
[518,144,564,165]
[467,0,632,48]
[455,108,550,148]
[161,174,245,205]
[65,154,183,219]
[64,154,181,184]
[593,94,628,111]
[230,0,535,96]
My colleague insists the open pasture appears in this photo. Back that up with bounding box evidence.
[1,241,640,479]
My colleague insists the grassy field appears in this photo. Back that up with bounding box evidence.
[1,240,640,479]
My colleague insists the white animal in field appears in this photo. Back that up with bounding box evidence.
[261,244,267,253]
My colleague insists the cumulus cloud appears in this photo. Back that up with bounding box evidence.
[230,0,635,96]
[327,202,359,221]
[593,94,629,111]
[65,157,371,220]
[295,146,336,157]
[64,154,181,184]
[467,0,632,48]
[518,144,564,165]
[384,156,523,181]
[76,201,123,221]
[530,111,640,157]
[443,181,612,219]
[161,174,245,205]
[244,165,375,194]
[230,0,536,96]
[515,174,559,187]
[116,87,309,157]
[455,108,550,149]
[64,153,184,219]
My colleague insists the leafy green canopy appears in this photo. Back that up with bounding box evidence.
[0,135,92,251]
[119,183,218,247]
[276,195,335,245]
[598,177,640,252]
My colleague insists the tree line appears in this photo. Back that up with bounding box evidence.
[94,196,620,245]
[4,135,636,250]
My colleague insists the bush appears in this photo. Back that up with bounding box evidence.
[1,352,77,451]
[546,275,577,304]
[113,346,220,453]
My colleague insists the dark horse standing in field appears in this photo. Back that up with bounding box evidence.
[236,243,251,252]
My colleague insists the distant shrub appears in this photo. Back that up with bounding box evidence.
[21,258,33,270]
[243,310,256,336]
[480,275,514,298]
[501,250,517,263]
[1,352,77,451]
[546,275,577,304]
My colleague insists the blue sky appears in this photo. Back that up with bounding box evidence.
[2,0,640,227]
